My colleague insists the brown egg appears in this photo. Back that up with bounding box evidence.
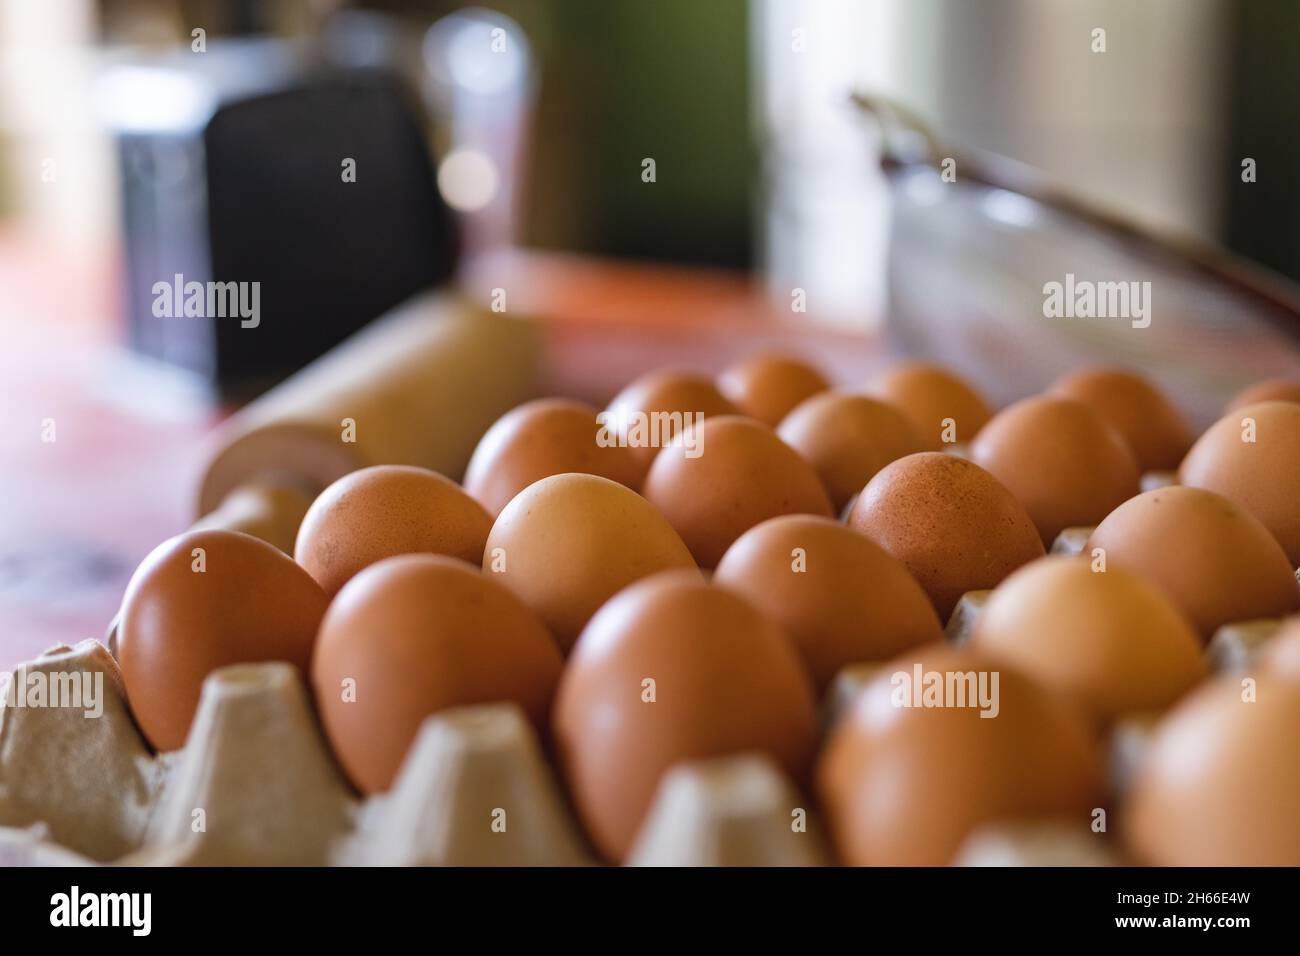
[553,571,817,861]
[294,464,492,597]
[714,515,942,691]
[1123,673,1300,865]
[1048,367,1193,471]
[312,554,562,794]
[118,529,329,751]
[716,352,830,427]
[970,396,1141,545]
[642,416,833,568]
[846,452,1045,621]
[865,362,993,449]
[603,368,741,469]
[971,556,1206,722]
[1180,400,1300,565]
[1226,377,1300,412]
[776,391,925,512]
[484,473,698,650]
[1086,486,1300,640]
[463,398,646,517]
[817,644,1105,866]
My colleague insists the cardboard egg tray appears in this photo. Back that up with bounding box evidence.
[0,639,828,867]
[1,578,1288,867]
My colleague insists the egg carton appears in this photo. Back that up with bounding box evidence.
[3,594,1284,868]
[0,640,833,867]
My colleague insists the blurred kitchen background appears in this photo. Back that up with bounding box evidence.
[3,0,1299,340]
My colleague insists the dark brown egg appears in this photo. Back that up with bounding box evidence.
[716,353,830,427]
[714,515,941,691]
[642,416,833,568]
[119,529,329,751]
[817,644,1105,866]
[846,452,1045,621]
[970,396,1140,545]
[553,571,817,862]
[776,391,925,512]
[1180,400,1300,565]
[312,554,563,794]
[1048,367,1192,471]
[294,465,492,597]
[865,362,993,450]
[1086,486,1300,640]
[463,398,646,517]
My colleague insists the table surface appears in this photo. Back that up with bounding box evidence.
[0,240,888,668]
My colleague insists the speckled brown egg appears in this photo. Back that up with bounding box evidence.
[312,554,563,794]
[294,464,492,597]
[1180,400,1300,565]
[846,452,1045,622]
[642,415,833,568]
[484,473,698,650]
[1047,367,1192,471]
[119,529,329,751]
[971,556,1206,722]
[1123,673,1300,865]
[1226,377,1300,412]
[1086,486,1300,640]
[603,368,741,469]
[817,644,1105,866]
[463,398,647,517]
[553,571,817,862]
[716,352,830,427]
[865,362,993,450]
[970,396,1141,546]
[776,392,925,512]
[714,515,941,691]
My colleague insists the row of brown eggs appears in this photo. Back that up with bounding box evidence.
[114,354,1300,865]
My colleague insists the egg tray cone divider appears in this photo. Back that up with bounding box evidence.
[0,642,358,866]
[124,662,355,866]
[0,642,580,866]
[952,819,1123,867]
[0,642,160,862]
[344,704,592,866]
[0,642,830,866]
[626,754,830,866]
